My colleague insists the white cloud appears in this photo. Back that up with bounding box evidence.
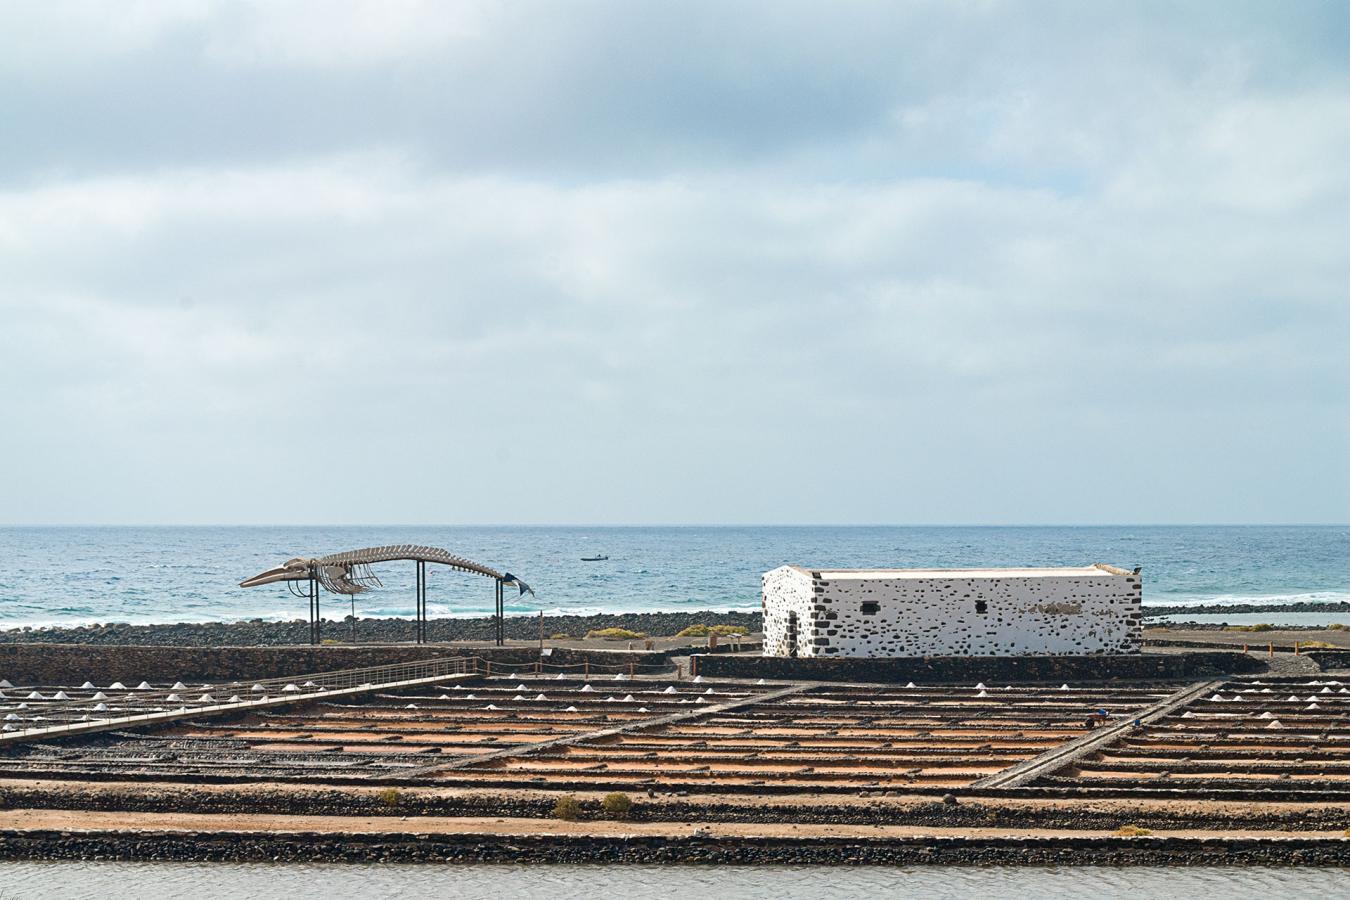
[0,2,1345,523]
[203,0,489,68]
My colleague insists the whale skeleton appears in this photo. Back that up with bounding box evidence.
[240,545,534,646]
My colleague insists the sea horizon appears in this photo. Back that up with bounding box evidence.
[2,524,1344,628]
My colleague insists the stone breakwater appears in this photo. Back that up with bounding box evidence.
[0,611,763,647]
[0,830,1343,866]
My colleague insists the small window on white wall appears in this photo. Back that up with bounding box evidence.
[861,601,880,615]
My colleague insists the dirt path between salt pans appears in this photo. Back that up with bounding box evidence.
[0,808,1343,842]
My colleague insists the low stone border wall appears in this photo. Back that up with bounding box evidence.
[1145,638,1304,652]
[690,651,1263,682]
[3,785,1346,831]
[0,643,672,684]
[1306,650,1350,671]
[0,829,1341,865]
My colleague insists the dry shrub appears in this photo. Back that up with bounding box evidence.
[586,627,647,640]
[554,795,583,821]
[601,792,633,819]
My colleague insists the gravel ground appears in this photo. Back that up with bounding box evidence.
[0,611,763,647]
[1145,626,1350,649]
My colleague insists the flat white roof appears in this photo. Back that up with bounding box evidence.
[799,564,1129,580]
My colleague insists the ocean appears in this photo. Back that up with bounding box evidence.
[0,525,1344,627]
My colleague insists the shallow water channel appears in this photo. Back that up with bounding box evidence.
[1,862,1346,899]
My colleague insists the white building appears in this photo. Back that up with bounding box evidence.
[762,564,1142,658]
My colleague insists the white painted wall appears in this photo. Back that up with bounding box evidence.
[762,565,1142,658]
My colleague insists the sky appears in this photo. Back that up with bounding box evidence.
[1,1,1347,526]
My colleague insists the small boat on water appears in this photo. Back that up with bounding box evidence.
[580,555,609,562]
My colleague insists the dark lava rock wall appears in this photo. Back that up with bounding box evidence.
[0,643,665,684]
[692,651,1262,682]
[0,829,1342,866]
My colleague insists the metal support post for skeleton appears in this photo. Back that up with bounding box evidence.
[309,575,319,645]
[415,560,427,644]
[495,579,504,646]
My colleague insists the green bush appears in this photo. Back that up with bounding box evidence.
[1226,623,1275,633]
[553,795,583,821]
[377,787,401,808]
[1328,623,1345,631]
[601,792,633,819]
[1115,824,1152,837]
[585,627,647,641]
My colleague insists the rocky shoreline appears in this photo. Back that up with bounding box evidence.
[1143,601,1350,617]
[0,611,762,647]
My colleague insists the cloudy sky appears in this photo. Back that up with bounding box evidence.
[1,1,1346,525]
